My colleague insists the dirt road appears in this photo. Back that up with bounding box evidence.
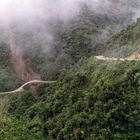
[95,55,140,61]
[95,48,140,61]
[0,80,56,95]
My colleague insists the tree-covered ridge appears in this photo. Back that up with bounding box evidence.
[1,57,140,140]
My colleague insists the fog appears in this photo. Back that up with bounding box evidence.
[0,0,140,78]
[0,0,83,52]
[0,0,139,47]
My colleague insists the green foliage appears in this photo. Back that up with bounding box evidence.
[7,91,37,118]
[2,57,140,140]
[0,115,44,140]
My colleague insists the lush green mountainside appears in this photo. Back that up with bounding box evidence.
[1,57,140,139]
[1,5,140,140]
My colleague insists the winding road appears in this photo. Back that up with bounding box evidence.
[95,48,140,61]
[95,54,140,61]
[1,52,140,95]
[0,80,56,95]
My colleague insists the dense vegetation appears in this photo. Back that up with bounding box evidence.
[0,43,20,92]
[0,57,140,140]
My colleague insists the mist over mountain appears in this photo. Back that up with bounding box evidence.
[0,0,140,83]
[0,1,140,140]
[0,0,140,51]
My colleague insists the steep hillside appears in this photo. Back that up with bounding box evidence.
[0,4,135,82]
[1,3,140,140]
[1,56,140,139]
[24,5,133,79]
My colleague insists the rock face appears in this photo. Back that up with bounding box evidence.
[8,29,41,82]
[8,30,41,94]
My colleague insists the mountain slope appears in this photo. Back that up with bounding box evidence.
[102,18,140,58]
[24,5,134,79]
[1,5,140,140]
[0,4,136,82]
[1,56,139,140]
